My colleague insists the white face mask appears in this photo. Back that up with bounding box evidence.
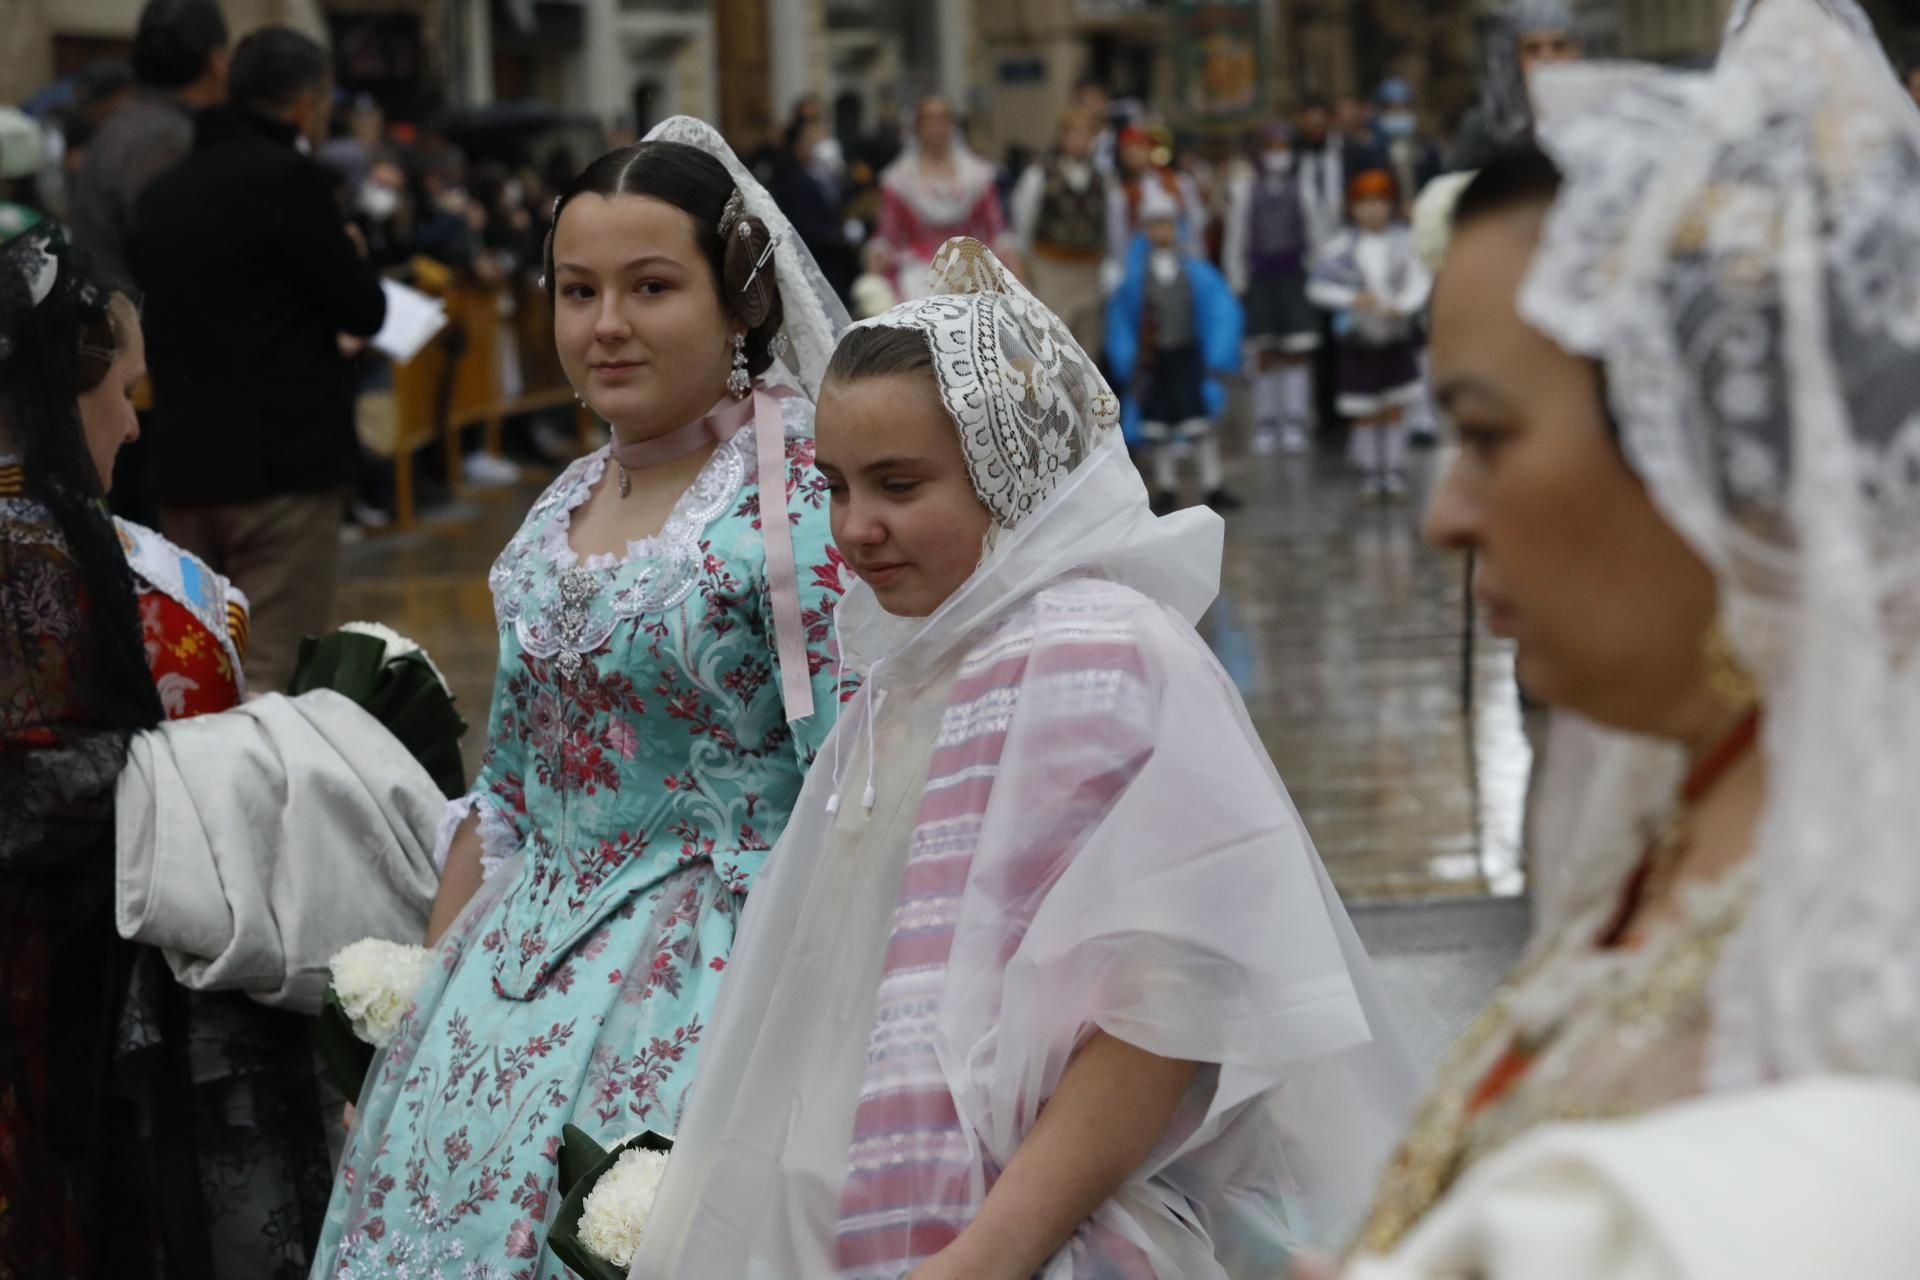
[1261,150,1293,174]
[811,137,845,177]
[358,182,401,222]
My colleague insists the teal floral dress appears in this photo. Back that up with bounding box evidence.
[312,394,851,1279]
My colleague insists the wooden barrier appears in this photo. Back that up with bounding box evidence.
[382,266,590,529]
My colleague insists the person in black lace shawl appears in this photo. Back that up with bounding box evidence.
[0,228,334,1279]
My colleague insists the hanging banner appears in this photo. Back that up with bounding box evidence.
[1173,0,1264,124]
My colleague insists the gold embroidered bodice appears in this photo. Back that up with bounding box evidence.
[1352,863,1756,1256]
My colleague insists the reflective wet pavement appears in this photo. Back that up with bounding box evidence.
[334,440,1532,904]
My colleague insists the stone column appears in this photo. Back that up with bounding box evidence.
[936,0,972,107]
[462,0,496,107]
[582,0,628,127]
[768,0,823,125]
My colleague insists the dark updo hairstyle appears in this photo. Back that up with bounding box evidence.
[1448,142,1623,439]
[0,231,163,732]
[544,141,787,380]
[1450,140,1564,233]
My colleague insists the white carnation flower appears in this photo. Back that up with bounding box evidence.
[578,1146,671,1268]
[329,937,435,1047]
[338,620,453,695]
[1412,169,1480,275]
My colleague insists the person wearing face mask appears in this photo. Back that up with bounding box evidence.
[1307,170,1431,499]
[769,113,859,304]
[1449,0,1583,173]
[131,26,385,696]
[1374,79,1442,220]
[1371,79,1444,447]
[1224,122,1322,454]
[351,159,412,266]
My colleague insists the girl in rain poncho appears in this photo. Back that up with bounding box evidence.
[629,237,1416,1279]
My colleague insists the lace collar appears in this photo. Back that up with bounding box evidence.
[487,395,811,670]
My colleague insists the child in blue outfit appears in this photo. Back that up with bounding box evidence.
[1106,182,1244,515]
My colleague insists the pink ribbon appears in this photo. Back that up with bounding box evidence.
[610,393,756,470]
[753,385,815,723]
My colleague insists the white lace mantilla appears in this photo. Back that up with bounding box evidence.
[852,239,1120,530]
[1516,2,1920,1087]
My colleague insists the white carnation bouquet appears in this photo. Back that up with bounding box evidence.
[578,1146,670,1266]
[549,1124,675,1278]
[330,937,434,1046]
[315,937,435,1099]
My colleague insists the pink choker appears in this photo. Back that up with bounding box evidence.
[609,393,758,496]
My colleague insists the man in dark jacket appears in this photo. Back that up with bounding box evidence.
[69,0,229,289]
[768,114,856,303]
[133,26,386,694]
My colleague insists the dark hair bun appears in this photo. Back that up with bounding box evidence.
[723,213,780,331]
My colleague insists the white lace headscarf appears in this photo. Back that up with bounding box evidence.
[847,237,1121,529]
[642,115,851,398]
[1518,0,1920,1087]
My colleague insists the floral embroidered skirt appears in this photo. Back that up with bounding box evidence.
[311,859,739,1280]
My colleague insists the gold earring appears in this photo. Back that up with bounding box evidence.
[1702,619,1760,712]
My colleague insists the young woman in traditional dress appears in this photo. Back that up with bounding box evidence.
[311,118,853,1279]
[876,98,1016,300]
[1,227,338,1279]
[630,237,1416,1278]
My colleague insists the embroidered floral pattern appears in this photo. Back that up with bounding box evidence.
[317,402,853,1279]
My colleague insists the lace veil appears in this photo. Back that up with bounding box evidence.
[642,115,851,399]
[849,237,1119,530]
[1518,0,1920,1086]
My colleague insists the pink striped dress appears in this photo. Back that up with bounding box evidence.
[833,611,1162,1279]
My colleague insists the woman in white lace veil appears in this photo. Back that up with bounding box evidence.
[1339,1,1920,1273]
[629,238,1415,1278]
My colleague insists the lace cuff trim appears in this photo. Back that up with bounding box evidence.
[432,794,523,882]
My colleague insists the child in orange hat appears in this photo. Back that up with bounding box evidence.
[1307,168,1431,498]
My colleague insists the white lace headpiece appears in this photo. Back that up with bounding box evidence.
[643,116,850,399]
[848,238,1120,529]
[1519,0,1920,1086]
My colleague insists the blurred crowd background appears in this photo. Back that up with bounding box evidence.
[3,0,1918,534]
